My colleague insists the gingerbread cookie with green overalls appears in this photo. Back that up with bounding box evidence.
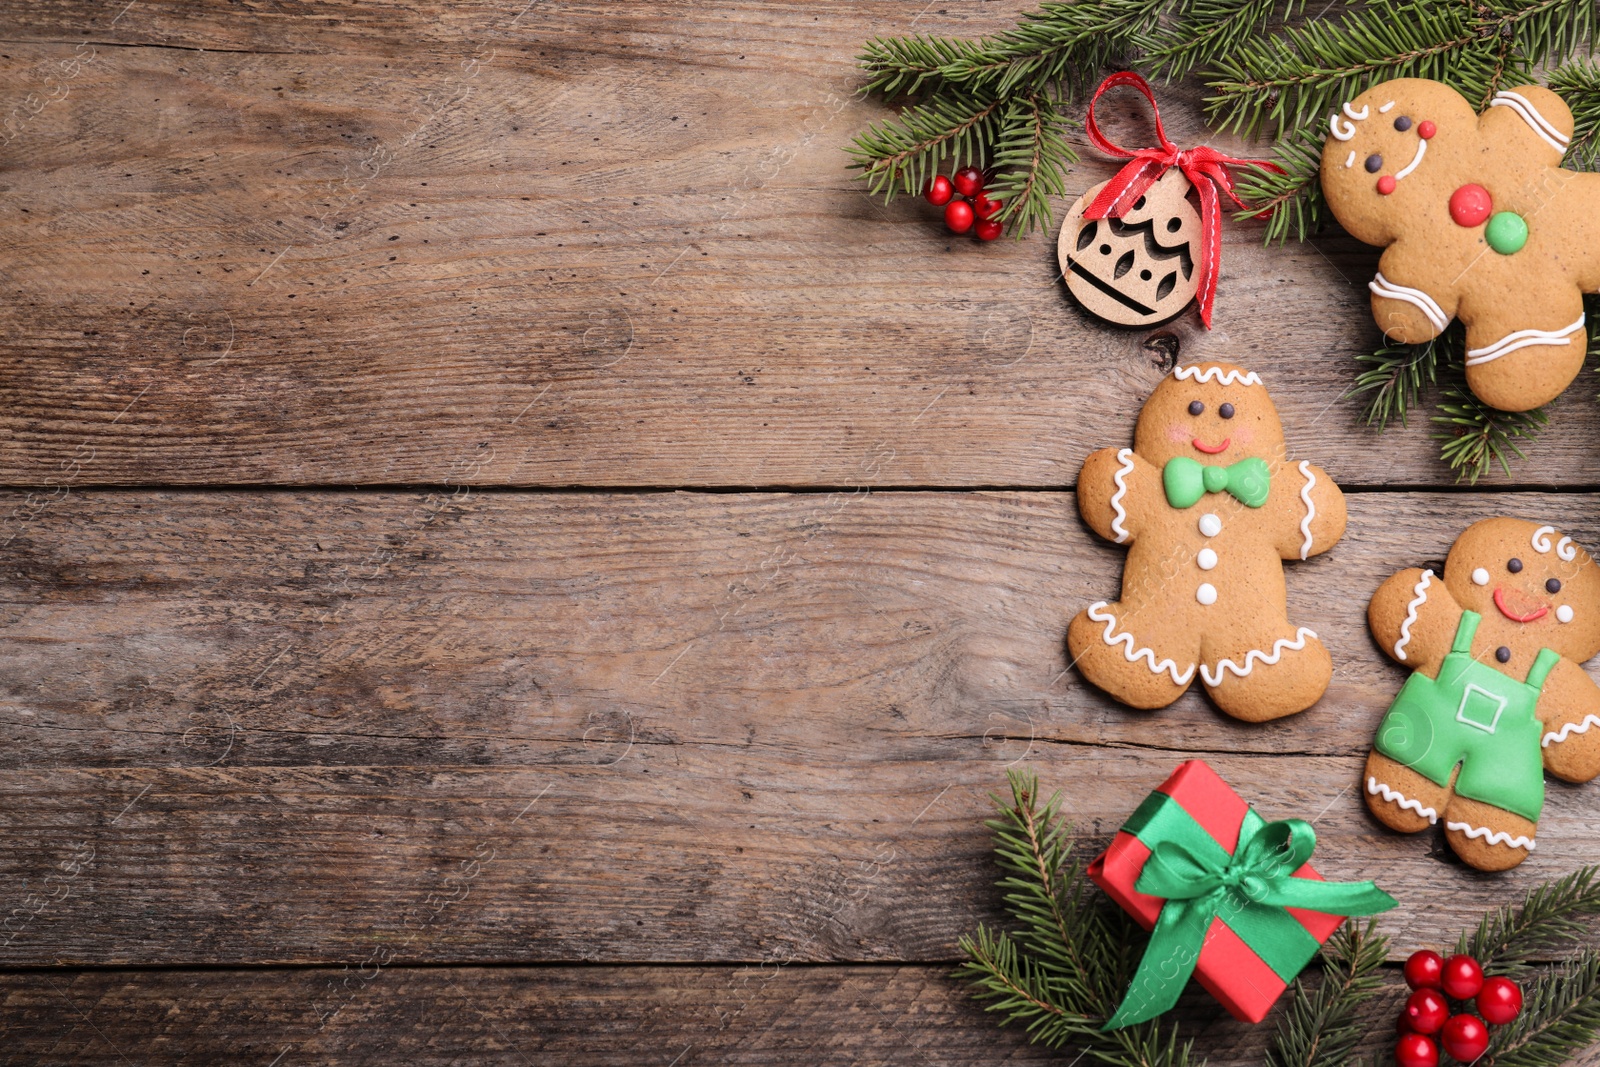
[1068,361,1347,722]
[1365,518,1600,870]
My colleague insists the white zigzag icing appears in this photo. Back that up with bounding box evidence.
[1109,448,1135,545]
[1446,821,1536,851]
[1086,602,1196,686]
[1466,314,1585,365]
[1490,90,1570,154]
[1365,776,1439,824]
[1172,365,1262,387]
[1393,569,1433,662]
[1370,272,1448,332]
[1544,714,1600,748]
[1296,461,1316,560]
[1200,627,1316,687]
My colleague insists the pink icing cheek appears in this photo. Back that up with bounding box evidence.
[1166,423,1191,444]
[1232,425,1255,446]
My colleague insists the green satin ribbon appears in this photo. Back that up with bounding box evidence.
[1163,456,1271,510]
[1103,792,1396,1029]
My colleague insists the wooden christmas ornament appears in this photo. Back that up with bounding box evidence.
[1058,168,1200,327]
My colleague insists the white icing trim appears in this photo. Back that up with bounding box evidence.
[1393,137,1427,181]
[1557,536,1577,562]
[1171,365,1262,387]
[1086,602,1196,686]
[1465,314,1586,366]
[1200,627,1317,686]
[1296,460,1316,560]
[1108,448,1135,545]
[1379,100,1396,113]
[1370,272,1448,333]
[1491,91,1570,154]
[1544,714,1600,748]
[1366,776,1439,824]
[1343,102,1369,121]
[1446,821,1536,851]
[1344,149,1356,169]
[1532,524,1557,553]
[1329,113,1356,141]
[1393,569,1433,662]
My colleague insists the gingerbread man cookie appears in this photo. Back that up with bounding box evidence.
[1067,362,1347,722]
[1365,518,1600,870]
[1321,78,1597,412]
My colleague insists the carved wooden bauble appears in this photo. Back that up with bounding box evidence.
[1057,168,1201,327]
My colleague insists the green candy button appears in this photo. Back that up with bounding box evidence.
[1485,211,1528,255]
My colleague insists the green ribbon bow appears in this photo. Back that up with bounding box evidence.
[1103,792,1396,1029]
[1163,456,1271,510]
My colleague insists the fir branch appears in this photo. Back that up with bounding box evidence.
[985,95,1080,237]
[1455,866,1600,977]
[847,86,1006,202]
[857,34,992,97]
[1550,59,1600,170]
[1266,920,1391,1067]
[1433,382,1548,483]
[1144,0,1295,83]
[1350,325,1456,430]
[957,924,1097,1048]
[939,0,1169,97]
[1479,952,1600,1067]
[1233,123,1325,243]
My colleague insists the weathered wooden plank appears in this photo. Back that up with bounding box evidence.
[2,5,1598,487]
[3,489,1597,767]
[0,964,1457,1067]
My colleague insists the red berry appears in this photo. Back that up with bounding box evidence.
[973,192,1004,220]
[925,175,954,206]
[1477,976,1523,1025]
[1395,1032,1439,1067]
[944,199,974,234]
[1441,1014,1489,1062]
[952,166,984,198]
[974,218,1003,241]
[1406,950,1445,991]
[1403,988,1450,1035]
[1442,955,1485,1000]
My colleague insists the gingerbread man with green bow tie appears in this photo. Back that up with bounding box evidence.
[1068,362,1348,722]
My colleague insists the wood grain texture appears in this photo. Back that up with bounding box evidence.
[3,489,1599,968]
[0,965,1435,1067]
[2,2,1599,487]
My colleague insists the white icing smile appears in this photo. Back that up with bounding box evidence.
[1393,136,1427,182]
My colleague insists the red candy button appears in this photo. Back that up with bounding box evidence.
[1377,175,1397,195]
[1418,120,1437,139]
[1450,184,1493,227]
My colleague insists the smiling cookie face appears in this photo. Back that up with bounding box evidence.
[1320,79,1478,245]
[1133,362,1285,468]
[1443,518,1600,664]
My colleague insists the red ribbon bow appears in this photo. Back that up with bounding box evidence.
[1082,71,1282,328]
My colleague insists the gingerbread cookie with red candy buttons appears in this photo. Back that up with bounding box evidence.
[1067,361,1347,722]
[1365,518,1600,871]
[1321,78,1599,412]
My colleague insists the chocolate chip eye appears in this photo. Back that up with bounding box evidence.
[1219,403,1235,419]
[1364,154,1383,173]
[1496,646,1511,663]
[1548,578,1562,593]
[1393,116,1412,132]
[1508,558,1523,573]
[1188,400,1204,416]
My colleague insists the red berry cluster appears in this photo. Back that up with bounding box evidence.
[1395,951,1522,1066]
[925,166,1004,241]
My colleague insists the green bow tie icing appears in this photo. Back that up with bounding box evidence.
[1163,455,1271,510]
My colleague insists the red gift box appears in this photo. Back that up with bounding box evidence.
[1087,760,1346,1024]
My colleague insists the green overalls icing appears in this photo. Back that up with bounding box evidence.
[1374,610,1556,823]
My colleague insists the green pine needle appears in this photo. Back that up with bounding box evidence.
[1145,0,1299,83]
[1233,124,1325,243]
[1350,325,1455,431]
[1433,382,1548,483]
[1265,920,1390,1067]
[1551,58,1600,170]
[1455,866,1600,977]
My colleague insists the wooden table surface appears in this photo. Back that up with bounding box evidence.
[3,2,1599,1063]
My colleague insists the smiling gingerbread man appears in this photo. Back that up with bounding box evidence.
[1364,518,1600,870]
[1068,361,1347,722]
[1321,78,1600,411]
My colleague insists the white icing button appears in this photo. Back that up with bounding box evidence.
[1198,514,1222,538]
[1196,583,1218,606]
[1472,567,1490,586]
[1197,548,1219,571]
[1558,605,1575,623]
